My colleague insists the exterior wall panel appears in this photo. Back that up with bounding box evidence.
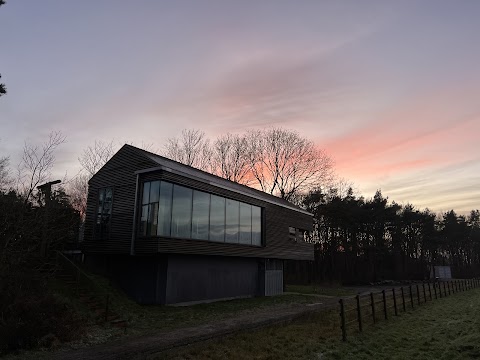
[165,254,259,304]
[83,146,157,254]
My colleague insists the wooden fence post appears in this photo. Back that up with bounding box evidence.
[409,285,414,308]
[401,287,406,312]
[339,299,346,341]
[439,282,443,298]
[356,295,363,333]
[76,268,80,295]
[105,293,110,322]
[370,292,376,324]
[392,288,398,316]
[448,281,451,295]
[443,282,447,297]
[382,290,388,320]
[428,282,432,300]
[423,283,427,302]
[434,281,438,299]
[416,284,421,305]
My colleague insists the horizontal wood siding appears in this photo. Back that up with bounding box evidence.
[134,171,314,260]
[83,146,157,254]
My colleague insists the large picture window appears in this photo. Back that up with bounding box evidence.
[95,187,113,239]
[139,180,262,246]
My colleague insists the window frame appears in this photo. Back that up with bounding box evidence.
[138,180,264,247]
[94,186,114,240]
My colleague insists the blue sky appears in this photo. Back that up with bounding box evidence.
[1,0,479,214]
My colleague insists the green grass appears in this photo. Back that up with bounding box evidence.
[3,273,325,359]
[112,290,322,336]
[52,270,325,336]
[285,284,357,297]
[160,288,480,360]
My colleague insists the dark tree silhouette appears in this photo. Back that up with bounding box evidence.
[287,186,480,285]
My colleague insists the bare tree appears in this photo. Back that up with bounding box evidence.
[0,155,10,190]
[78,140,116,177]
[211,133,251,184]
[164,129,212,171]
[17,131,66,202]
[66,172,89,220]
[246,128,334,201]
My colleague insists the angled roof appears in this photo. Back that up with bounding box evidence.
[125,144,312,216]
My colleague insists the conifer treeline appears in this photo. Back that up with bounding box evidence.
[286,188,480,284]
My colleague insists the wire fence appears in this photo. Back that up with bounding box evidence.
[338,278,480,341]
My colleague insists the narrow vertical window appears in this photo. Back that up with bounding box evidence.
[140,181,160,236]
[209,195,225,242]
[171,184,192,238]
[95,187,113,240]
[157,181,173,236]
[192,190,210,240]
[239,203,252,245]
[226,199,239,243]
[252,206,262,246]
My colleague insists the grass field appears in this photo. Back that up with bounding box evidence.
[160,288,480,359]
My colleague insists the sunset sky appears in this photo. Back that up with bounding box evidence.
[1,1,479,214]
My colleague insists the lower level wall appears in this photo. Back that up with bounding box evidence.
[84,253,279,304]
[165,254,259,304]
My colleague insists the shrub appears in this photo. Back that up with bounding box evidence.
[0,269,85,354]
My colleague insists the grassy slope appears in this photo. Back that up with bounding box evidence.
[162,288,480,360]
[53,271,325,336]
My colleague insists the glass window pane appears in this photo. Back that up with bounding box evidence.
[103,188,113,214]
[239,203,252,245]
[142,182,150,205]
[149,203,159,236]
[171,185,192,238]
[140,205,149,236]
[252,206,262,246]
[226,199,239,243]
[209,195,225,242]
[192,190,210,240]
[149,181,160,203]
[157,181,173,236]
[98,188,105,214]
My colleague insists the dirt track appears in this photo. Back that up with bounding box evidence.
[52,296,339,360]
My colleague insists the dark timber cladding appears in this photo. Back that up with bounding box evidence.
[83,145,158,254]
[83,144,314,261]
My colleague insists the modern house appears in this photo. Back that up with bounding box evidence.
[83,144,314,304]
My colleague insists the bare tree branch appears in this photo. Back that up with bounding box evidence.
[164,129,212,171]
[211,133,252,185]
[78,140,116,176]
[0,147,10,191]
[18,131,66,202]
[65,172,89,221]
[246,127,334,201]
